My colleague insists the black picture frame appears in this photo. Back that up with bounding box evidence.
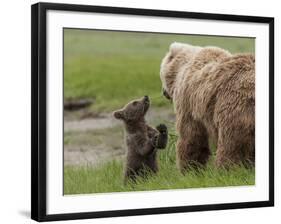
[31,2,274,222]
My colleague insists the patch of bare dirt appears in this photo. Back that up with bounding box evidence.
[64,108,175,166]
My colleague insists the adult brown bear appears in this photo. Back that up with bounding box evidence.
[160,42,255,173]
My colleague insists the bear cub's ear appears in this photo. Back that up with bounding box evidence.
[113,110,124,120]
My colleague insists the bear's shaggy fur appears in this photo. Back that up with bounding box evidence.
[113,96,168,182]
[160,43,255,172]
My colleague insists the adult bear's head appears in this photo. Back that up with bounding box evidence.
[160,42,201,100]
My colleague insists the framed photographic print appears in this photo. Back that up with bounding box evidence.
[31,2,274,222]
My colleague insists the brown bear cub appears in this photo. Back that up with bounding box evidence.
[113,96,168,183]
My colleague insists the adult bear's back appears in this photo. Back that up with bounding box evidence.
[213,54,255,132]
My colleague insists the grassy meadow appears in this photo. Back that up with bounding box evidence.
[64,133,255,194]
[64,29,255,112]
[63,29,255,195]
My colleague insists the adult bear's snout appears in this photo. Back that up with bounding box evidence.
[162,88,171,100]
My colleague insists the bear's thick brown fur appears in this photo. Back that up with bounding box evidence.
[113,96,168,182]
[160,43,255,172]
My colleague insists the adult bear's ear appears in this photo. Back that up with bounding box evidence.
[169,42,184,56]
[170,42,195,56]
[113,110,124,120]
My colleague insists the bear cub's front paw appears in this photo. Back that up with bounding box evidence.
[156,124,168,134]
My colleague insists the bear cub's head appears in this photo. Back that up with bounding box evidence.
[113,96,150,122]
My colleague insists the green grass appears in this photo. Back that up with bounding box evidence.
[64,29,254,112]
[64,133,255,195]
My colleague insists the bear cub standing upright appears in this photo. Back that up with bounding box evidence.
[113,96,168,183]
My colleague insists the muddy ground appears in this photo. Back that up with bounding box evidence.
[64,108,175,166]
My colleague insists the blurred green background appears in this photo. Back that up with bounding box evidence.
[64,29,255,113]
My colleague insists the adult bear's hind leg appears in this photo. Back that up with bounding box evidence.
[215,126,255,169]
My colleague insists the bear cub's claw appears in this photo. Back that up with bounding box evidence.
[156,124,168,134]
[155,124,168,150]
